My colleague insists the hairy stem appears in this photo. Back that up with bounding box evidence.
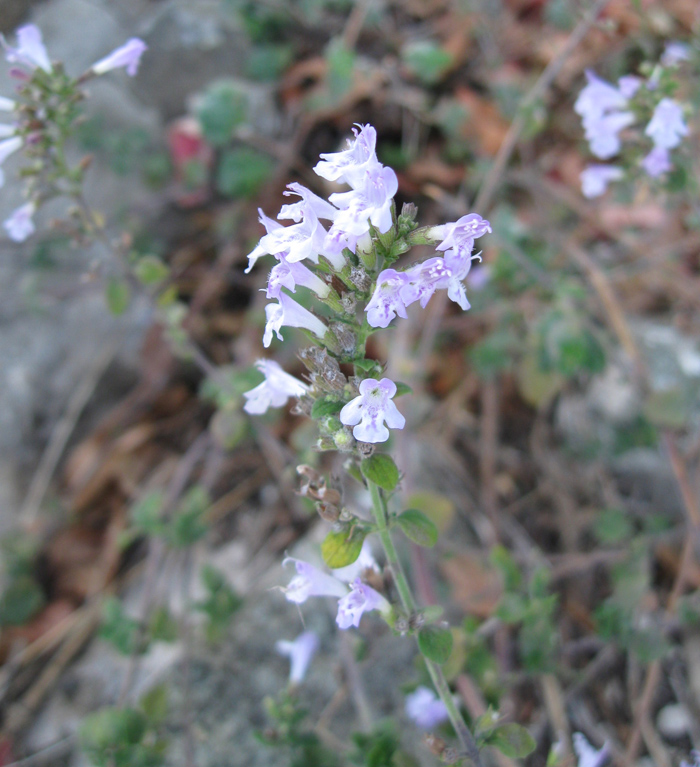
[367,480,484,767]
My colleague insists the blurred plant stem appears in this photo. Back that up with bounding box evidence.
[368,480,484,767]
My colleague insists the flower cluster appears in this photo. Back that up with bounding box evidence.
[282,544,390,631]
[576,41,693,198]
[0,25,147,241]
[242,124,490,450]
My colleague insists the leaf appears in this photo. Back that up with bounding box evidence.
[321,528,367,569]
[147,606,178,643]
[216,147,273,198]
[0,575,45,626]
[131,491,165,536]
[402,40,453,85]
[418,624,453,664]
[405,491,454,534]
[105,278,130,316]
[485,723,536,758]
[354,358,383,376]
[311,398,344,419]
[594,508,634,545]
[196,81,247,147]
[396,509,438,548]
[393,382,413,397]
[168,486,210,548]
[99,597,142,655]
[139,684,169,724]
[134,255,170,285]
[361,454,399,491]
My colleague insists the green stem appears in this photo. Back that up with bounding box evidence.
[367,480,483,767]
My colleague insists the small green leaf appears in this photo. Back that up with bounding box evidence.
[354,358,383,376]
[394,382,413,397]
[485,723,536,758]
[105,278,130,316]
[594,508,634,544]
[405,491,455,535]
[100,597,142,655]
[216,147,273,198]
[147,606,178,643]
[139,684,169,724]
[131,491,165,536]
[402,40,454,85]
[361,454,399,491]
[196,81,248,147]
[134,255,170,285]
[396,509,438,548]
[321,528,367,569]
[0,575,45,626]
[311,398,344,419]
[418,624,453,664]
[167,486,210,548]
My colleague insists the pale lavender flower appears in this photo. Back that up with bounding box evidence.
[2,25,52,72]
[400,257,452,308]
[584,110,635,159]
[580,165,624,198]
[0,97,15,112]
[329,163,399,236]
[573,733,610,767]
[282,557,348,603]
[278,182,338,223]
[618,75,642,99]
[3,201,35,242]
[243,359,308,415]
[339,377,405,443]
[442,248,482,310]
[680,750,700,767]
[0,135,23,188]
[263,292,328,347]
[332,540,379,582]
[365,268,411,328]
[266,254,330,300]
[336,577,390,629]
[246,209,283,273]
[433,213,491,257]
[91,38,147,77]
[405,686,450,730]
[641,146,671,178]
[645,98,688,150]
[662,41,691,67]
[259,208,345,270]
[574,70,627,123]
[314,124,378,187]
[275,631,320,685]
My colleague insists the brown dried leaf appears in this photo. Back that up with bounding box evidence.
[454,87,510,156]
[440,552,503,618]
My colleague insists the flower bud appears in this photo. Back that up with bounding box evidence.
[333,428,355,452]
[349,265,372,293]
[330,322,356,357]
[355,231,376,270]
[320,415,342,433]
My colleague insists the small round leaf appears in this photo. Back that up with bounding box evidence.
[361,454,399,491]
[418,624,453,665]
[321,528,366,569]
[396,509,438,547]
